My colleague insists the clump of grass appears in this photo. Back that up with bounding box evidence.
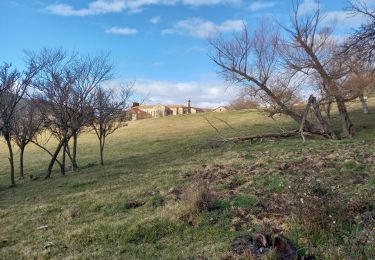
[253,175,285,192]
[126,217,182,243]
[60,206,81,221]
[69,179,98,189]
[149,194,165,208]
[184,178,215,212]
[231,195,258,208]
[211,199,231,210]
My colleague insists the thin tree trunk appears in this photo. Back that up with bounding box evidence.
[65,143,73,170]
[335,97,355,138]
[5,135,15,186]
[20,146,25,178]
[358,94,369,114]
[61,141,67,176]
[72,132,78,171]
[310,96,338,139]
[45,138,66,179]
[99,135,105,166]
[31,140,64,169]
[325,101,332,119]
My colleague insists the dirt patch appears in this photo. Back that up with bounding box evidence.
[230,233,308,259]
[125,200,145,209]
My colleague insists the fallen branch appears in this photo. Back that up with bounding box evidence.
[208,129,331,144]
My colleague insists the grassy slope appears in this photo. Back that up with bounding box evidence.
[0,99,374,259]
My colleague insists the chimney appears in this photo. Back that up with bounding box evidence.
[187,99,191,114]
[132,102,140,107]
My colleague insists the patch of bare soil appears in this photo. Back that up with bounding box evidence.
[182,141,375,257]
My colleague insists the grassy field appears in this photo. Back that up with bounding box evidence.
[0,99,374,259]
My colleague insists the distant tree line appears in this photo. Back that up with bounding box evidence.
[211,0,375,138]
[0,48,132,186]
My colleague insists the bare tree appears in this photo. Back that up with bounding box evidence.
[345,0,375,62]
[91,84,132,166]
[11,99,44,178]
[0,62,38,186]
[28,48,113,178]
[28,48,78,178]
[209,22,314,130]
[67,53,113,171]
[279,2,355,137]
[341,58,375,114]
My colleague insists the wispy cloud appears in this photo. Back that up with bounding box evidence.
[148,16,162,24]
[298,0,319,15]
[45,0,242,16]
[45,0,126,16]
[162,17,245,38]
[323,10,371,31]
[249,1,276,11]
[105,26,138,35]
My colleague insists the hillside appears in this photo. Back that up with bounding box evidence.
[0,99,375,259]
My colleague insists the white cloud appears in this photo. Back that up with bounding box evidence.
[129,79,237,108]
[162,17,245,38]
[298,0,319,15]
[324,11,366,28]
[105,26,138,35]
[45,0,241,16]
[149,16,162,24]
[182,0,240,6]
[249,1,276,11]
[45,0,126,16]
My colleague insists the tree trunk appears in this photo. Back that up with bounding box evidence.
[99,139,104,166]
[335,97,355,138]
[5,135,15,186]
[358,94,369,114]
[45,138,66,179]
[310,96,338,139]
[61,141,67,176]
[325,101,332,119]
[72,132,78,171]
[99,134,105,166]
[20,146,25,178]
[31,140,64,170]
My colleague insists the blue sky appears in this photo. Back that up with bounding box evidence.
[1,0,373,107]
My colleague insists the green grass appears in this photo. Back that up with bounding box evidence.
[0,99,375,259]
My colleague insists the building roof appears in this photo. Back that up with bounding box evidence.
[133,104,186,109]
[128,107,152,117]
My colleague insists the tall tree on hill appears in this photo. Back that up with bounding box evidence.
[67,53,113,171]
[209,22,315,131]
[210,20,336,138]
[0,62,39,186]
[279,3,355,137]
[29,48,77,178]
[11,100,44,178]
[28,48,113,178]
[91,84,132,166]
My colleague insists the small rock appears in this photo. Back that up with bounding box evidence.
[279,163,290,171]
